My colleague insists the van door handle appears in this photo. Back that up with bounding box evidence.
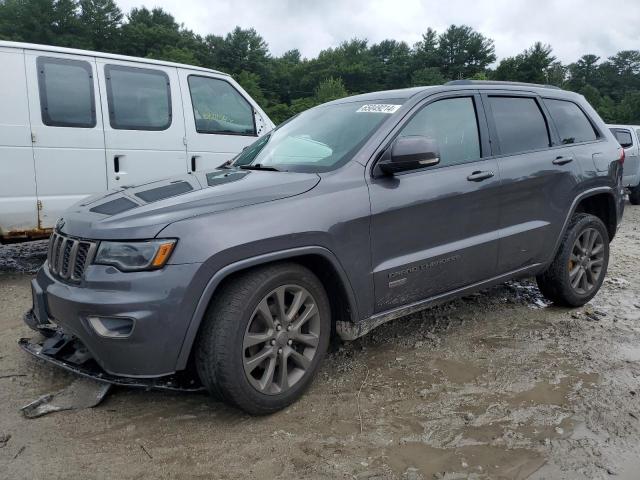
[467,170,494,182]
[553,156,573,165]
[190,155,198,172]
[113,155,122,173]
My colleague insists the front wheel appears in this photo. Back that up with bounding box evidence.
[196,263,331,415]
[537,213,610,307]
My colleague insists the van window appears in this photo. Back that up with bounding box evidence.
[398,96,481,167]
[611,128,633,148]
[188,76,255,135]
[488,96,550,155]
[545,99,598,144]
[105,65,171,130]
[37,57,96,128]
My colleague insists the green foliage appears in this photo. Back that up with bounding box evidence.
[0,2,639,124]
[314,77,348,103]
[411,67,446,86]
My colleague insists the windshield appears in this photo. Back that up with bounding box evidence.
[232,100,405,172]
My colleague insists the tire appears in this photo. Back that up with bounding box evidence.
[196,262,331,415]
[629,185,640,205]
[536,213,610,308]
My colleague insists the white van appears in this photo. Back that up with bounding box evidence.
[608,124,640,205]
[0,41,275,242]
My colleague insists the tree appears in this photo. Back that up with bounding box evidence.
[78,0,122,51]
[493,42,556,84]
[369,39,412,90]
[235,70,266,105]
[314,77,348,103]
[437,25,495,79]
[411,67,446,86]
[413,28,440,69]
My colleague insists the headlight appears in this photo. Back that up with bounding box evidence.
[94,239,176,271]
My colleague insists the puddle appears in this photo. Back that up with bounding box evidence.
[510,373,598,407]
[384,442,545,479]
[430,358,485,384]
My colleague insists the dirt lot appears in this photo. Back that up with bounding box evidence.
[1,206,639,480]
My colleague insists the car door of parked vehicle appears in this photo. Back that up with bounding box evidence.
[482,92,584,274]
[178,70,265,172]
[96,60,187,188]
[24,49,107,228]
[368,92,501,312]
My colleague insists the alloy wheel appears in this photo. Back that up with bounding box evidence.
[568,227,605,295]
[242,284,321,395]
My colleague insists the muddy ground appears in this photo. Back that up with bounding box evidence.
[1,206,639,480]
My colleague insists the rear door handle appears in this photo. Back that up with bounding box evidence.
[553,156,573,165]
[190,155,198,172]
[467,170,494,182]
[113,155,122,173]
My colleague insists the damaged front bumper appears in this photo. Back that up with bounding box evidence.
[20,318,203,392]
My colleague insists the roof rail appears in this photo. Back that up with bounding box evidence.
[445,80,561,90]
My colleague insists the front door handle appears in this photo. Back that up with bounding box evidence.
[553,155,573,165]
[190,155,198,172]
[467,170,494,182]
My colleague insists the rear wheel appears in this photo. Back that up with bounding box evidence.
[537,213,609,307]
[196,263,331,415]
[629,185,640,205]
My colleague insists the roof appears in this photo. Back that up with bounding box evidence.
[328,86,436,104]
[0,40,228,76]
[445,80,561,90]
[607,124,640,129]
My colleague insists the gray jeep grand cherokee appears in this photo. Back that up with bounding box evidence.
[22,80,625,414]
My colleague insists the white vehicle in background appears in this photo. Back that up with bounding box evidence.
[608,124,640,205]
[0,41,275,242]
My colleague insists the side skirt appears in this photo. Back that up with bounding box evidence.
[336,264,542,341]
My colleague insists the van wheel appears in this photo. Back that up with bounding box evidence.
[536,213,609,307]
[196,263,331,415]
[629,186,640,205]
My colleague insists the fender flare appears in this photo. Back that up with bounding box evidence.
[547,186,617,264]
[175,246,360,370]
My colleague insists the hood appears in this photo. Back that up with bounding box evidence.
[58,168,320,240]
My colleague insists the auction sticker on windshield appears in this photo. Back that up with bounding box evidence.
[356,104,401,113]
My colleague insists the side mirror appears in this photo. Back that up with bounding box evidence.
[378,136,440,175]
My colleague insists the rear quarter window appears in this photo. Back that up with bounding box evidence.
[610,128,633,148]
[545,98,598,144]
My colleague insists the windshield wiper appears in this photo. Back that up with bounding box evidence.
[239,164,280,172]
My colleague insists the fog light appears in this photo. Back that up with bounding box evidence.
[87,316,134,338]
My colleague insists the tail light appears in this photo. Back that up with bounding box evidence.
[619,148,625,165]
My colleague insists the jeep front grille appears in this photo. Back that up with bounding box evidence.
[47,233,97,282]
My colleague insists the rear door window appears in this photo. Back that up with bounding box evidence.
[37,57,96,128]
[610,128,633,148]
[398,96,481,167]
[188,76,255,135]
[545,99,598,144]
[105,65,172,130]
[488,96,550,155]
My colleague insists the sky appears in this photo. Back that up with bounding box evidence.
[116,0,640,63]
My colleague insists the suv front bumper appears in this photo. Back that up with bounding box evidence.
[19,328,202,391]
[25,261,202,378]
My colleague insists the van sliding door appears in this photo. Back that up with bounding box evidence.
[96,61,188,189]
